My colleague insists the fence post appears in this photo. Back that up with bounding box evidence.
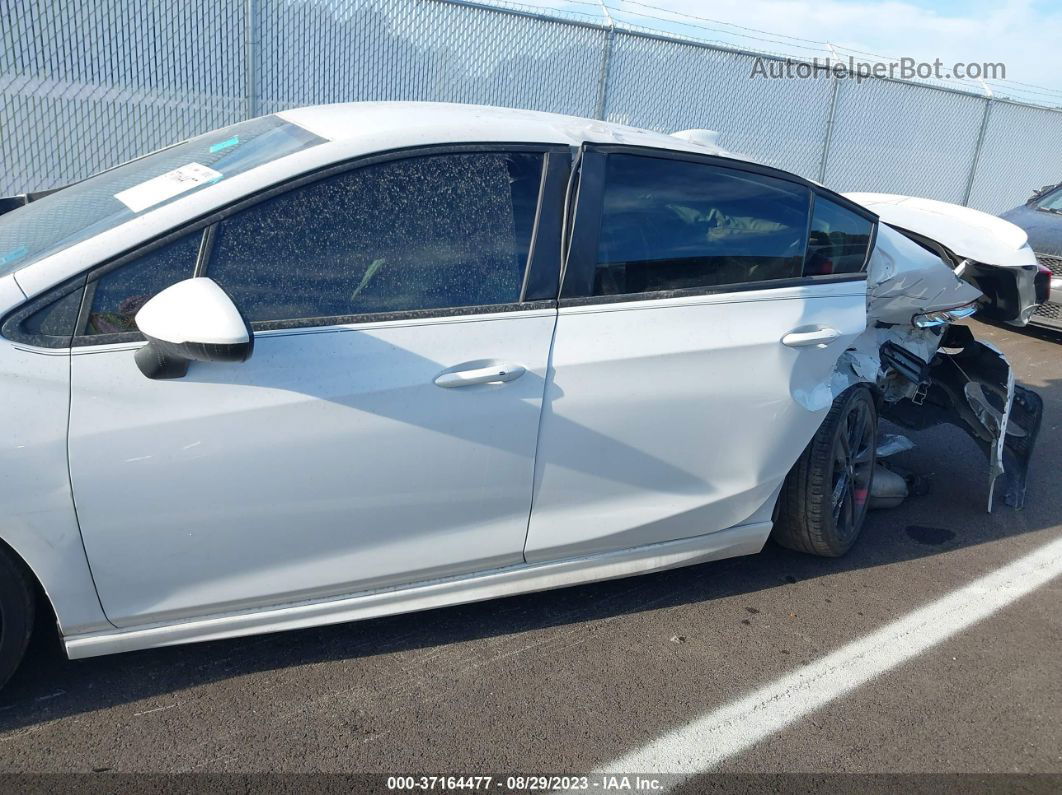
[593,2,615,120]
[963,96,992,207]
[244,0,259,119]
[817,50,841,183]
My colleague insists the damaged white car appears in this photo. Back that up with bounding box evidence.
[0,103,1043,690]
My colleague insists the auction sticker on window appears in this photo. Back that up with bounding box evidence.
[114,162,222,213]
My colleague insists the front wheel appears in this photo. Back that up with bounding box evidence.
[773,386,878,557]
[0,547,35,691]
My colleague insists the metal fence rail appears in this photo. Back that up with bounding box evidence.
[4,0,1062,214]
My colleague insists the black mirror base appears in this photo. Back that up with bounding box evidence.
[135,342,191,380]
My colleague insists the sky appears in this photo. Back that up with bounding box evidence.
[516,0,1062,102]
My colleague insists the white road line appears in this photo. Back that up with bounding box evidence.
[598,533,1062,779]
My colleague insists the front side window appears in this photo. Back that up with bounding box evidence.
[207,152,545,324]
[83,233,200,335]
[589,154,811,297]
[805,195,874,275]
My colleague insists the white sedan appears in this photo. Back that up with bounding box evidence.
[0,103,1042,689]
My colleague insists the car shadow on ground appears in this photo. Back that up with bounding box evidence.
[1,370,1057,735]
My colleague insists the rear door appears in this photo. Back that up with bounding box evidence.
[524,148,872,561]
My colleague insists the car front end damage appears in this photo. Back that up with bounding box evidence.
[845,192,1052,329]
[832,221,1043,511]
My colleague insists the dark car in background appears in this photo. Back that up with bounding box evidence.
[1001,184,1062,330]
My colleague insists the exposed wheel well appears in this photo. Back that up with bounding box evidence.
[0,535,58,631]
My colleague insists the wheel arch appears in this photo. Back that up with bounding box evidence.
[0,532,53,627]
[0,523,113,642]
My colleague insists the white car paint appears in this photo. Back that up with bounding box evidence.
[135,277,251,345]
[845,192,1038,268]
[0,332,111,636]
[0,102,1028,663]
[0,102,789,651]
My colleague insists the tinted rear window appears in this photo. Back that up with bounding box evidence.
[591,154,811,296]
[805,195,874,275]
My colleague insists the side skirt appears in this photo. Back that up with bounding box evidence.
[64,521,772,660]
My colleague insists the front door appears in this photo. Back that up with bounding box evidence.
[67,149,560,626]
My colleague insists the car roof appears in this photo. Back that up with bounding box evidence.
[277,101,737,159]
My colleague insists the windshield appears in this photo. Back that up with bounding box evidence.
[1033,185,1062,213]
[0,115,328,276]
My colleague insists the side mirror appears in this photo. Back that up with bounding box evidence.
[133,277,253,379]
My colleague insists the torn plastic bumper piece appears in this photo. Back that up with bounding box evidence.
[962,261,1047,327]
[881,325,1043,511]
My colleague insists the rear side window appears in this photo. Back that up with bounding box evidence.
[207,152,544,324]
[590,154,811,297]
[83,233,200,335]
[805,195,874,275]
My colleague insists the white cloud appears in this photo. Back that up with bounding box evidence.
[530,0,1062,100]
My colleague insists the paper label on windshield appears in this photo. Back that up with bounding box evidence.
[114,162,222,213]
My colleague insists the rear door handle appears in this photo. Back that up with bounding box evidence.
[781,327,841,348]
[434,362,526,388]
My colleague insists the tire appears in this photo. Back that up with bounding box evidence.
[0,547,35,692]
[773,386,878,557]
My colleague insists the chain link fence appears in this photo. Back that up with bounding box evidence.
[4,0,1062,214]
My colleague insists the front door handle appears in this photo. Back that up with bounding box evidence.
[434,362,526,388]
[781,327,841,348]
